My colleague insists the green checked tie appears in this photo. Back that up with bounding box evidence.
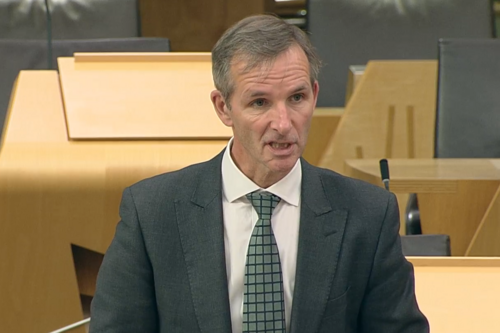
[243,191,286,333]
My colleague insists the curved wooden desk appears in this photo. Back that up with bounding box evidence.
[345,159,500,256]
[0,61,229,332]
[409,257,500,333]
[0,53,342,332]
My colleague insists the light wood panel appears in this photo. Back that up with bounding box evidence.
[139,0,265,51]
[302,107,344,166]
[0,71,229,333]
[319,60,438,173]
[58,53,231,140]
[417,181,500,255]
[345,159,500,255]
[319,61,438,232]
[345,65,365,104]
[0,64,344,332]
[467,185,500,256]
[409,257,500,333]
[1,71,68,145]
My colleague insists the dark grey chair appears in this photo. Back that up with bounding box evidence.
[0,0,141,39]
[407,38,500,235]
[0,38,170,139]
[401,234,451,256]
[435,38,500,158]
[307,0,495,107]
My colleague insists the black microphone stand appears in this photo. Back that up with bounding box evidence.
[44,0,53,69]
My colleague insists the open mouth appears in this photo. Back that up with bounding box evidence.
[270,142,291,149]
[268,142,294,156]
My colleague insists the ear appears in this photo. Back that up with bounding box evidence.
[211,90,233,127]
[312,80,320,106]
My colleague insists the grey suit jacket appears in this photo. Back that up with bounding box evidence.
[90,151,429,333]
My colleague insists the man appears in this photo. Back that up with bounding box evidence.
[90,15,428,333]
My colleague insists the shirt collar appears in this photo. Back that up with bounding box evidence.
[221,138,301,206]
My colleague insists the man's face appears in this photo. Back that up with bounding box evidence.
[212,45,319,187]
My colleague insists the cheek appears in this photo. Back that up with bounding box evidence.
[294,114,312,134]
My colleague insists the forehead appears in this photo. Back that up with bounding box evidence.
[230,45,311,89]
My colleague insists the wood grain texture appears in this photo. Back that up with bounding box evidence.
[344,65,365,104]
[319,61,438,173]
[139,0,265,51]
[467,185,500,256]
[408,257,500,333]
[0,71,228,332]
[345,158,500,255]
[302,107,344,166]
[58,54,231,140]
[0,67,341,332]
[418,181,500,255]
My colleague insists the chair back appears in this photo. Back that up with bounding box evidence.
[0,0,141,39]
[435,38,500,158]
[401,234,451,256]
[308,0,495,107]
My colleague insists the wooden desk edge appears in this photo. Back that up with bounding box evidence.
[407,256,500,267]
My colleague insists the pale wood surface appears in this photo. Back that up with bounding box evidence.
[467,185,500,256]
[302,107,344,166]
[417,181,500,256]
[58,53,231,140]
[319,61,438,232]
[345,158,500,189]
[408,257,500,333]
[74,52,212,63]
[0,68,343,332]
[0,71,229,333]
[345,65,365,104]
[345,159,500,255]
[1,71,68,145]
[319,60,438,173]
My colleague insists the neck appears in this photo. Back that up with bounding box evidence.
[252,171,286,189]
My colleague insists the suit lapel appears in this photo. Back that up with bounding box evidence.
[175,152,232,333]
[290,160,348,333]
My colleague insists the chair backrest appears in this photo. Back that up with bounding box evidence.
[308,0,495,107]
[0,0,140,39]
[435,38,500,158]
[0,38,170,138]
[401,234,451,256]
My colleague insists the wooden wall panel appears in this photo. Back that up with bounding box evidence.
[139,0,265,51]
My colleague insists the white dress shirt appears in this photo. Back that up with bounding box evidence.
[221,138,301,333]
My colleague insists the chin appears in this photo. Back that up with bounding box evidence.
[268,158,299,174]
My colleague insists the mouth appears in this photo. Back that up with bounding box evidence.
[267,141,295,156]
[270,142,291,149]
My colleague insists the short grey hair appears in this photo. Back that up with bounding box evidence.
[212,15,321,108]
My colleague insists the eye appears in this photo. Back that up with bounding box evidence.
[291,94,303,102]
[251,99,266,107]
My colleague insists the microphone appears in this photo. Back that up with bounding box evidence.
[379,159,390,191]
[44,0,53,69]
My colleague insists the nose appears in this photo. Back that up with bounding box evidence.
[270,102,292,135]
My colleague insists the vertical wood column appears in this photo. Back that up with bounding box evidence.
[139,0,265,51]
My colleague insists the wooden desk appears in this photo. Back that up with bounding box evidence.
[345,159,500,256]
[303,107,344,166]
[409,257,500,333]
[0,55,342,332]
[0,69,229,333]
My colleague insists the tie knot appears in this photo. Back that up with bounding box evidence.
[246,191,281,220]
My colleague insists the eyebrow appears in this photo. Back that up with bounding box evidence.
[247,90,268,98]
[291,85,308,94]
[245,85,309,99]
